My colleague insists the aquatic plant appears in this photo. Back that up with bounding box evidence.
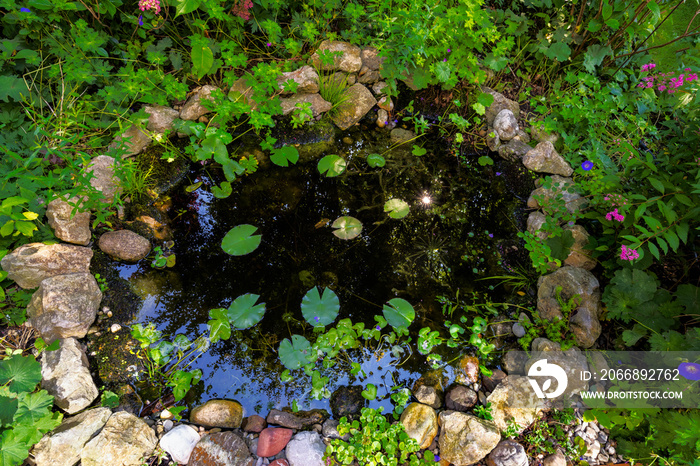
[221,224,262,256]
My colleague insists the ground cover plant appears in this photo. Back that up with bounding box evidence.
[1,0,700,464]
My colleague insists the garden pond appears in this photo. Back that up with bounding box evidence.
[93,121,536,415]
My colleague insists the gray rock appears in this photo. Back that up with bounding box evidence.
[487,128,501,151]
[543,450,567,466]
[445,385,478,411]
[41,338,99,414]
[190,399,243,429]
[530,123,559,145]
[180,85,219,120]
[357,67,381,84]
[27,273,101,343]
[527,175,585,215]
[277,66,319,94]
[400,403,438,449]
[279,93,332,117]
[563,225,596,271]
[329,386,365,419]
[159,424,201,465]
[309,40,362,73]
[497,139,532,161]
[189,431,253,466]
[482,369,507,392]
[109,125,151,157]
[482,87,520,126]
[145,105,180,133]
[512,323,526,338]
[377,109,389,127]
[493,109,519,141]
[266,409,302,429]
[438,411,501,466]
[585,440,601,459]
[46,196,91,246]
[526,211,549,241]
[330,83,377,130]
[1,242,93,289]
[86,155,121,203]
[377,95,393,111]
[360,47,384,71]
[412,383,443,409]
[486,440,528,466]
[98,230,151,262]
[33,407,112,466]
[486,376,546,434]
[390,128,415,145]
[285,431,326,466]
[512,129,531,144]
[228,77,258,111]
[371,81,388,95]
[502,350,527,375]
[321,419,349,441]
[537,266,602,348]
[81,411,157,466]
[523,141,573,177]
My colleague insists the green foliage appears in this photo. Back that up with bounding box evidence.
[519,287,578,351]
[473,402,493,420]
[331,216,362,240]
[324,407,434,466]
[0,287,32,327]
[366,154,386,168]
[0,352,62,466]
[382,298,415,330]
[210,294,267,332]
[317,154,347,177]
[270,146,300,167]
[221,224,262,256]
[383,199,410,219]
[301,287,340,327]
[278,335,313,371]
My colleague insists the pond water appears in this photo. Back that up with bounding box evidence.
[112,125,533,415]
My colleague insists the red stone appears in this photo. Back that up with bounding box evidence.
[269,460,289,466]
[257,427,293,457]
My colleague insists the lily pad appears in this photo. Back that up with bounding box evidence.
[382,298,415,329]
[384,199,410,219]
[301,287,340,327]
[367,153,386,168]
[270,145,300,167]
[318,154,347,177]
[331,216,362,240]
[221,224,261,256]
[279,335,313,370]
[226,293,266,329]
[361,383,377,400]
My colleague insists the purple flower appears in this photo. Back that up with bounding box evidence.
[488,233,493,238]
[375,325,381,331]
[447,49,451,52]
[266,42,272,47]
[435,456,440,462]
[138,14,143,25]
[495,172,502,176]
[581,161,594,171]
[443,58,447,62]
[314,316,320,322]
[679,362,700,381]
[20,7,30,12]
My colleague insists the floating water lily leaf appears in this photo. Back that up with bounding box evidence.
[226,293,266,329]
[212,181,232,199]
[279,335,312,370]
[207,308,231,343]
[384,199,409,219]
[478,155,494,166]
[0,354,42,394]
[367,153,386,168]
[412,145,427,156]
[361,383,377,400]
[382,298,415,329]
[221,224,261,256]
[270,146,300,167]
[318,154,346,177]
[185,182,202,192]
[331,216,362,240]
[301,287,340,327]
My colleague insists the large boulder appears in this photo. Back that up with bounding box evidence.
[309,41,362,73]
[486,375,546,434]
[1,243,93,289]
[522,142,573,177]
[180,85,219,120]
[277,66,319,94]
[189,431,253,466]
[145,105,180,133]
[98,230,151,262]
[81,411,157,466]
[159,424,201,465]
[537,266,602,348]
[285,431,326,466]
[482,87,520,126]
[46,196,91,246]
[190,399,243,429]
[27,273,102,343]
[438,411,501,466]
[527,175,585,215]
[109,125,151,157]
[330,83,377,130]
[41,338,99,414]
[33,407,112,466]
[86,155,121,203]
[279,93,332,117]
[399,403,438,449]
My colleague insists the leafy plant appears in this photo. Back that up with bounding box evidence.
[382,298,415,329]
[384,199,410,219]
[331,216,362,240]
[366,154,386,168]
[473,402,493,420]
[317,154,347,177]
[209,293,267,333]
[221,224,262,256]
[301,287,340,327]
[324,407,435,466]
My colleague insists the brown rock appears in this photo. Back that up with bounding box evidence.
[86,155,121,203]
[563,225,596,270]
[482,87,520,126]
[269,460,289,466]
[482,369,507,392]
[400,403,438,449]
[330,83,377,130]
[98,230,151,262]
[1,242,93,289]
[277,66,319,94]
[109,125,151,157]
[190,400,244,429]
[445,385,478,411]
[522,142,573,177]
[456,355,479,385]
[309,40,362,73]
[180,85,219,120]
[360,47,384,71]
[46,196,91,245]
[257,428,293,457]
[145,105,180,133]
[189,431,253,466]
[242,415,266,433]
[279,93,332,117]
[266,409,302,429]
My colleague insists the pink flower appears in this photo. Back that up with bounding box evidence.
[620,245,639,261]
[138,0,161,14]
[605,208,625,222]
[641,63,656,72]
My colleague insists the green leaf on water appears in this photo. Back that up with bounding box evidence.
[207,308,231,343]
[361,383,377,400]
[221,224,261,256]
[412,145,427,156]
[226,293,266,329]
[301,287,340,327]
[383,298,415,329]
[366,153,385,168]
[331,216,362,240]
[318,154,346,177]
[185,182,202,193]
[279,335,312,370]
[270,146,299,167]
[478,155,494,166]
[212,181,232,199]
[0,354,42,394]
[384,199,409,219]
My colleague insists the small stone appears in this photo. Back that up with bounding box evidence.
[163,420,173,432]
[342,136,353,145]
[257,428,293,457]
[266,409,302,430]
[190,400,243,429]
[110,324,121,333]
[98,230,151,262]
[160,409,173,420]
[189,431,253,466]
[445,385,478,411]
[457,356,480,385]
[486,440,528,466]
[482,369,507,392]
[493,109,519,141]
[159,424,201,465]
[543,450,567,466]
[512,323,526,338]
[400,403,438,449]
[242,414,267,433]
